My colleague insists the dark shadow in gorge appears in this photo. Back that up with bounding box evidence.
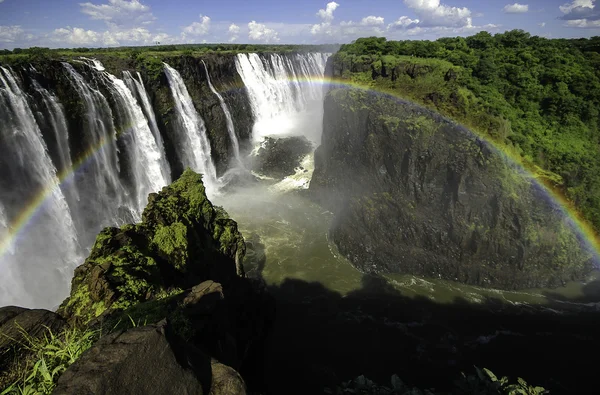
[248,272,600,395]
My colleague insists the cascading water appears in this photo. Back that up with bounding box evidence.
[85,59,169,213]
[0,67,82,308]
[62,62,134,230]
[163,62,218,191]
[123,70,172,181]
[234,52,329,145]
[201,60,242,166]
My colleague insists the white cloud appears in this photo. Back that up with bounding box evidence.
[503,3,529,13]
[387,16,420,30]
[559,0,599,28]
[538,22,546,27]
[316,2,339,23]
[565,18,600,27]
[360,16,385,26]
[0,25,24,43]
[0,1,5,4]
[312,1,341,36]
[228,23,240,42]
[51,27,100,45]
[79,0,155,28]
[182,15,211,36]
[403,0,472,28]
[248,21,279,43]
[559,0,594,14]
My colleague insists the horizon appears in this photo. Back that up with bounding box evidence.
[0,0,599,50]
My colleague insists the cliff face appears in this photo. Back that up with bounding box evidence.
[8,53,255,179]
[310,88,594,290]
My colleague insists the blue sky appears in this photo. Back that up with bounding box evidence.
[0,0,598,49]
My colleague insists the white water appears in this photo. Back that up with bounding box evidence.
[62,62,132,227]
[86,60,169,213]
[202,60,242,166]
[163,62,218,191]
[123,71,172,181]
[0,67,82,308]
[234,52,329,145]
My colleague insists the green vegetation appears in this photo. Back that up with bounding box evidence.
[334,33,600,231]
[1,325,98,395]
[328,367,546,395]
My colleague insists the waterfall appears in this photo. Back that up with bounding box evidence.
[234,52,329,145]
[0,67,82,308]
[163,62,217,189]
[201,60,242,166]
[123,70,172,181]
[85,60,169,213]
[62,62,134,228]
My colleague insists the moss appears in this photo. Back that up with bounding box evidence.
[152,222,189,271]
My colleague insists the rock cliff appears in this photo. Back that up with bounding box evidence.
[310,88,594,289]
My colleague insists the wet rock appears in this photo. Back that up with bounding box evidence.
[311,87,593,290]
[253,136,313,180]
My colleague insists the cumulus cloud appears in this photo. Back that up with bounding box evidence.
[311,1,341,36]
[248,21,279,43]
[402,0,472,28]
[51,27,100,45]
[559,0,599,28]
[182,15,211,36]
[50,26,160,46]
[360,16,385,26]
[503,3,529,13]
[79,0,155,28]
[316,2,339,23]
[387,16,420,30]
[0,26,24,43]
[228,23,240,42]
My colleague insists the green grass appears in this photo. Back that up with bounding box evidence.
[1,324,99,395]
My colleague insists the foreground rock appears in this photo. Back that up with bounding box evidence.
[310,88,593,289]
[53,320,246,395]
[54,169,274,393]
[0,307,65,389]
[253,136,313,180]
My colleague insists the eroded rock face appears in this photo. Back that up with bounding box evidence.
[57,169,246,325]
[0,307,65,389]
[310,88,593,289]
[253,136,313,180]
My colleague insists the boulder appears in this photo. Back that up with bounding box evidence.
[310,88,594,289]
[253,136,313,180]
[0,307,65,389]
[53,320,215,395]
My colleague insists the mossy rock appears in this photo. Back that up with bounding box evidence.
[58,169,245,326]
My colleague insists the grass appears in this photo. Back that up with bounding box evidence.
[1,324,99,395]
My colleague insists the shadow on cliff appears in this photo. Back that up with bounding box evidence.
[543,273,600,306]
[252,273,600,395]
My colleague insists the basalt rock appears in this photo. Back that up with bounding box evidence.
[57,169,245,326]
[310,88,594,290]
[253,136,313,180]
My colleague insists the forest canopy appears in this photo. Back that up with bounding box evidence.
[335,31,600,231]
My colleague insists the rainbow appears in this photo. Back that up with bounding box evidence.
[1,69,599,270]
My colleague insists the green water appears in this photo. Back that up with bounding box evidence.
[214,182,600,309]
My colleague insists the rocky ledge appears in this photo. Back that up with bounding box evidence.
[310,88,594,290]
[0,169,274,394]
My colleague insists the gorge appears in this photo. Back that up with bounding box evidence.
[1,43,600,394]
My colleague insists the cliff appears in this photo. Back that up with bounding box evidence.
[310,88,594,289]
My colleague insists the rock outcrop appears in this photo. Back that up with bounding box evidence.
[310,88,594,289]
[253,136,313,180]
[53,320,246,395]
[57,169,246,325]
